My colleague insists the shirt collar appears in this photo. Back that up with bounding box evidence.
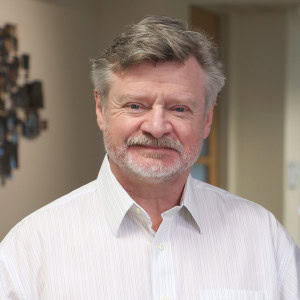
[181,175,202,233]
[96,155,202,236]
[96,155,135,236]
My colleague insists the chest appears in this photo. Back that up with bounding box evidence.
[40,220,277,300]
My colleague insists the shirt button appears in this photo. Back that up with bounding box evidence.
[157,243,164,251]
[161,297,168,300]
[136,207,142,214]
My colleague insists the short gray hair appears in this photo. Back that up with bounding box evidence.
[91,15,225,114]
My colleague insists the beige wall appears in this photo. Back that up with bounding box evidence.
[0,0,103,240]
[227,8,286,222]
[0,0,188,241]
[283,8,300,243]
[94,0,188,49]
[225,7,300,245]
[1,0,299,244]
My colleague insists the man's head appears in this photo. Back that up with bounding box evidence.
[91,16,225,183]
[91,15,225,116]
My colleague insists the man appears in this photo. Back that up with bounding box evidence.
[0,16,299,299]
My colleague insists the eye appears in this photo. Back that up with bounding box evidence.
[129,104,141,110]
[175,107,185,113]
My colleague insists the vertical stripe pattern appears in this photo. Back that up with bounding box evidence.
[0,155,299,299]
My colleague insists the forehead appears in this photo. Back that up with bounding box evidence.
[109,56,206,100]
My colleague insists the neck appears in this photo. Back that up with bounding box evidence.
[109,158,189,231]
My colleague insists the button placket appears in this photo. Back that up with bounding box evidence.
[157,243,165,251]
[151,215,177,300]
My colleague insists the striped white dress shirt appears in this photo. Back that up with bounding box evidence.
[0,155,299,299]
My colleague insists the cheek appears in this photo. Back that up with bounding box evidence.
[174,121,203,145]
[185,129,205,152]
[107,117,141,141]
[187,134,203,149]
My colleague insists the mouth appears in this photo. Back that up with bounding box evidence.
[129,144,179,153]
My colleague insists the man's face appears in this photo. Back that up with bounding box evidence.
[95,56,214,182]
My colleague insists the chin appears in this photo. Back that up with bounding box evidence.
[123,155,189,183]
[105,141,199,183]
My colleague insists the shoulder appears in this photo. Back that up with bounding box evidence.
[189,177,300,258]
[0,180,99,247]
[189,176,272,219]
[190,178,300,294]
[187,177,290,247]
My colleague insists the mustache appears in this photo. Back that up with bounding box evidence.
[126,135,183,154]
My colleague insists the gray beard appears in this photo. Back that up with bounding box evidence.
[103,130,202,183]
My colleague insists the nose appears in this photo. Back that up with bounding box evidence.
[140,106,172,139]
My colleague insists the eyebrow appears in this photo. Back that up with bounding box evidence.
[118,92,198,104]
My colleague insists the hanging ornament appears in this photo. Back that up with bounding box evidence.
[0,23,47,186]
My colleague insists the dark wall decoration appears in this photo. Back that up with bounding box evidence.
[0,24,47,186]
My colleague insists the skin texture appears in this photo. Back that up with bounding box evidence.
[95,56,214,231]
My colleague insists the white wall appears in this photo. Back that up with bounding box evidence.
[0,0,103,239]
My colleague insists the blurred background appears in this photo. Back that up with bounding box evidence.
[0,0,299,245]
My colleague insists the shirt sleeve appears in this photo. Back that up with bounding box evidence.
[275,220,300,299]
[0,220,44,300]
[280,245,300,299]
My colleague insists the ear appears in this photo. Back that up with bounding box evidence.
[203,102,215,139]
[94,89,105,131]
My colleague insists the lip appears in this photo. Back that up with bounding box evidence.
[129,145,178,152]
